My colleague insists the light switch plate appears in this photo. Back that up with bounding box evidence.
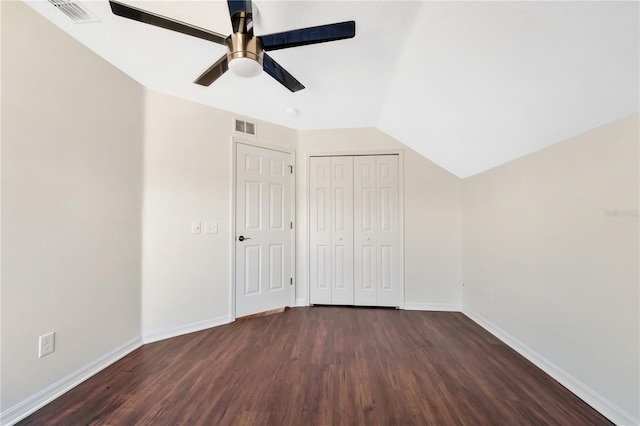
[205,221,218,234]
[191,221,202,234]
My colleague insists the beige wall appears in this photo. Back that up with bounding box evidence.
[462,113,639,423]
[296,128,463,308]
[1,0,144,417]
[142,90,297,336]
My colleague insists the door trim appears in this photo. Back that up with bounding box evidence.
[307,150,405,309]
[230,138,296,321]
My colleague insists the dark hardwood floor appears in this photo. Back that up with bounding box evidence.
[19,307,612,425]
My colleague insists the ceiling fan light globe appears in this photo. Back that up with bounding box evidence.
[229,57,262,78]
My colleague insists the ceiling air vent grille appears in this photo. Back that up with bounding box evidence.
[48,0,100,23]
[234,119,257,137]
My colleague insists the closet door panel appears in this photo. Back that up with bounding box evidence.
[330,157,354,305]
[376,155,400,307]
[310,154,400,308]
[354,156,377,306]
[309,157,332,304]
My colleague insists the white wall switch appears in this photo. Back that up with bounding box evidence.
[39,332,55,358]
[205,221,218,234]
[191,221,202,234]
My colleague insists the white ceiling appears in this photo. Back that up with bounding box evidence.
[26,0,639,178]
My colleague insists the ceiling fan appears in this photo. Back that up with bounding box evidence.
[109,0,356,92]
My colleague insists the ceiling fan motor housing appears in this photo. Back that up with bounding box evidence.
[227,32,263,66]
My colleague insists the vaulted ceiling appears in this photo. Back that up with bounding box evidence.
[26,1,639,177]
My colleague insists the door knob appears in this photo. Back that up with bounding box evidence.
[238,235,251,241]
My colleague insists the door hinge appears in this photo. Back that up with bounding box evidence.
[288,165,293,174]
[290,221,293,229]
[290,277,293,286]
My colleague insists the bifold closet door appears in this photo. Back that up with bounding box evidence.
[309,156,354,305]
[354,155,400,307]
[310,155,399,307]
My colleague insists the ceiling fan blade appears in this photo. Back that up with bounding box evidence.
[227,0,254,34]
[259,21,355,51]
[194,55,229,86]
[262,53,305,93]
[109,0,228,45]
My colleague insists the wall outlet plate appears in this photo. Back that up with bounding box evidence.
[39,332,55,358]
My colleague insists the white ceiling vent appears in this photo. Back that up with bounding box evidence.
[234,119,257,137]
[48,0,100,23]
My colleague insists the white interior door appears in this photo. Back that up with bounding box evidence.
[354,156,377,305]
[236,142,292,317]
[309,154,400,307]
[309,157,332,304]
[309,156,354,305]
[374,155,400,306]
[330,156,354,304]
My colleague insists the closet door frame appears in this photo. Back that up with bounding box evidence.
[307,150,405,309]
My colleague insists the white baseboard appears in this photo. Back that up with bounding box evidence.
[463,308,638,426]
[403,302,462,312]
[1,336,142,426]
[294,298,308,307]
[142,315,231,344]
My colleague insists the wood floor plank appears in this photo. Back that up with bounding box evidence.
[18,307,612,425]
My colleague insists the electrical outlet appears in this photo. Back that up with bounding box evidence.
[487,289,494,304]
[205,221,218,234]
[39,332,55,358]
[191,221,202,234]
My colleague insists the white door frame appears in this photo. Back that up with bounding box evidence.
[230,138,296,320]
[307,149,405,309]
